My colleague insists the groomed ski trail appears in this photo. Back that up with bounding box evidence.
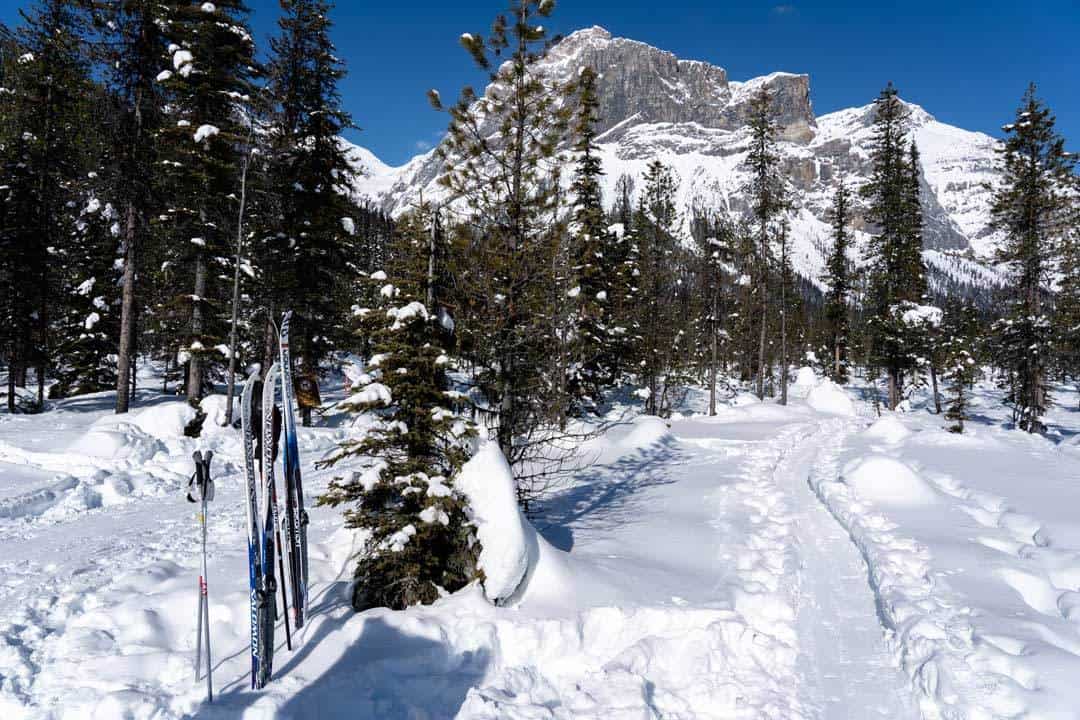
[780,419,918,719]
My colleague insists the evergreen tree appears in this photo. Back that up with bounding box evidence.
[691,210,737,415]
[823,177,852,383]
[265,0,358,419]
[566,66,618,409]
[861,83,927,409]
[100,0,169,413]
[431,0,571,477]
[320,208,478,611]
[942,299,981,433]
[634,160,684,416]
[989,84,1075,432]
[0,0,94,409]
[1058,217,1080,405]
[157,0,258,403]
[743,85,787,399]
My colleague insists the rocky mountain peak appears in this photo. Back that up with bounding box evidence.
[548,27,815,142]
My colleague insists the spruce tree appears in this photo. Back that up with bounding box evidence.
[100,0,169,413]
[861,83,927,409]
[265,0,357,417]
[989,84,1075,432]
[823,177,852,383]
[157,0,258,403]
[634,160,683,416]
[320,208,478,611]
[1058,218,1080,405]
[942,299,981,433]
[743,85,787,400]
[0,0,94,408]
[566,66,617,409]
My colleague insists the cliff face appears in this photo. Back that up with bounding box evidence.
[348,26,1003,287]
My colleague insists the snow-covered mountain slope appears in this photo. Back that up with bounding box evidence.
[347,26,1005,290]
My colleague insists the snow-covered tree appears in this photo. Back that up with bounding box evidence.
[861,83,927,409]
[430,0,571,468]
[743,85,788,399]
[320,209,478,611]
[264,0,359,416]
[990,84,1075,432]
[823,177,852,383]
[157,0,258,403]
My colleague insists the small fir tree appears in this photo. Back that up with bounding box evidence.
[320,209,478,611]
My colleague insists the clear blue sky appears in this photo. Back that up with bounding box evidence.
[3,1,1077,165]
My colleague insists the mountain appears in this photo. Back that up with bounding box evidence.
[346,26,1005,292]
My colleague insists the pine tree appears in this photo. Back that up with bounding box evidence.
[265,0,358,419]
[431,0,571,475]
[566,66,617,409]
[100,0,169,414]
[157,0,258,403]
[320,208,478,611]
[776,218,795,405]
[1058,217,1080,405]
[634,160,684,416]
[823,177,852,383]
[691,210,737,415]
[0,0,95,409]
[989,84,1075,432]
[743,85,787,400]
[942,299,981,433]
[861,83,927,409]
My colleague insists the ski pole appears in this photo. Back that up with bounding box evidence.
[189,451,214,703]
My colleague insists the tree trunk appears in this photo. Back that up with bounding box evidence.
[834,343,841,380]
[708,291,718,416]
[186,253,207,404]
[115,203,138,413]
[888,368,899,411]
[929,362,941,414]
[6,360,15,414]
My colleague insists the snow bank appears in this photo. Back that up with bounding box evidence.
[456,441,532,603]
[805,379,855,416]
[862,415,912,445]
[843,455,937,507]
[793,366,816,386]
[130,402,197,439]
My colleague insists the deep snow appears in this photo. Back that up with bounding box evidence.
[1,371,1079,719]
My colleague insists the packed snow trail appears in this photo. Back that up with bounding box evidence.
[781,422,917,718]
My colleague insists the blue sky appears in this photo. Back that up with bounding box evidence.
[3,1,1076,165]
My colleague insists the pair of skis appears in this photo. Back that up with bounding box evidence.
[241,311,309,690]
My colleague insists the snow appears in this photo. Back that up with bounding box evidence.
[793,365,816,386]
[804,378,855,416]
[193,124,219,143]
[2,370,1079,718]
[344,382,392,407]
[844,455,939,507]
[455,441,532,603]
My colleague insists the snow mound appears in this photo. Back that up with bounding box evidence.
[843,455,937,507]
[198,394,231,431]
[456,441,532,603]
[806,380,855,416]
[130,402,197,439]
[863,415,911,445]
[793,366,817,386]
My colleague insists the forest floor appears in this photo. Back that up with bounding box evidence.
[1,368,1079,719]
